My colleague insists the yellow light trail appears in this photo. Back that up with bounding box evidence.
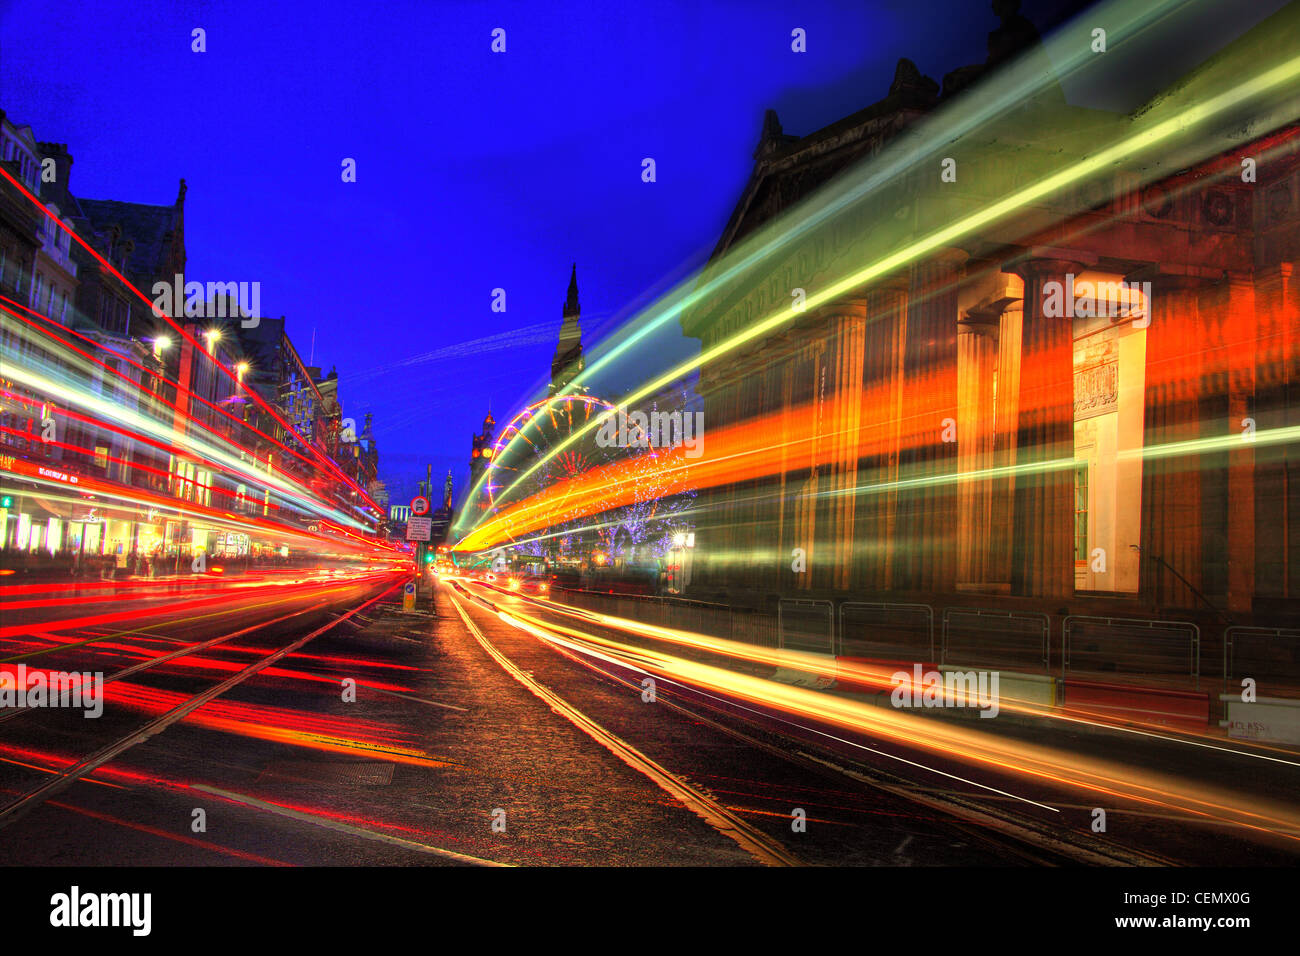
[479,593,1300,843]
[456,4,1300,537]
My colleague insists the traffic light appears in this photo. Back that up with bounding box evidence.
[424,552,434,563]
[0,495,12,509]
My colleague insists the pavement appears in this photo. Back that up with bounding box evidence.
[0,580,1030,866]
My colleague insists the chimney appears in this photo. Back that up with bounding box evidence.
[36,143,73,201]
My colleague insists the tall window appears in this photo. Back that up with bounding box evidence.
[1071,271,1148,593]
[1074,463,1089,563]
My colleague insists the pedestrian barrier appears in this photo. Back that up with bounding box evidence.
[552,587,732,639]
[774,599,835,688]
[1223,625,1300,699]
[1062,615,1200,688]
[1061,615,1206,729]
[835,602,935,694]
[1219,625,1300,744]
[941,607,1049,673]
[837,602,934,661]
[730,609,779,649]
[778,599,834,655]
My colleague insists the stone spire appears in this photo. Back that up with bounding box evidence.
[564,262,580,317]
[550,263,585,395]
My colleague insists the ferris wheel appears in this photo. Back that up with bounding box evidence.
[482,394,623,517]
[478,392,697,561]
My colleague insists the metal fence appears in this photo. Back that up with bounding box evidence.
[1063,615,1200,689]
[1224,626,1300,699]
[554,589,733,638]
[838,601,934,661]
[941,607,1050,673]
[777,598,835,655]
[554,591,1248,701]
[730,608,779,649]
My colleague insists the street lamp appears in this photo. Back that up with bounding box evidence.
[204,329,221,350]
[236,361,249,382]
[154,335,171,355]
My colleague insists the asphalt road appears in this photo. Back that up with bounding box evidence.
[1,574,1295,866]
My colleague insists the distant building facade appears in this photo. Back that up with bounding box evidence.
[682,4,1299,625]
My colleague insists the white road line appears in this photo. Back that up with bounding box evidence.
[0,587,396,830]
[365,686,468,712]
[192,784,508,866]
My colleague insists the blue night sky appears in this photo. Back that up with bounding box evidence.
[0,0,1274,506]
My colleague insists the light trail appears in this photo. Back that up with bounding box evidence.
[456,2,1300,533]
[463,586,1300,843]
[455,379,1300,550]
[447,588,804,866]
[496,585,1300,770]
[1,340,368,532]
[0,169,384,517]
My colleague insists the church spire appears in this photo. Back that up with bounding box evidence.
[550,263,585,395]
[564,262,579,317]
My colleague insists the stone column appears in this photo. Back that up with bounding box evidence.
[897,249,966,594]
[1006,252,1090,600]
[988,297,1024,589]
[1250,263,1296,601]
[823,300,867,592]
[857,275,909,592]
[1222,272,1257,614]
[956,308,1000,587]
[1138,270,1209,609]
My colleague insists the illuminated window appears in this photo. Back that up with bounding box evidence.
[1072,274,1147,593]
[1074,463,1089,563]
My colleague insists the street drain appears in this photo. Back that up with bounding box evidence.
[256,761,395,786]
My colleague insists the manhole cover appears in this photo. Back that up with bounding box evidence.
[256,761,394,786]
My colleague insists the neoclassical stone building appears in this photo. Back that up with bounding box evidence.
[681,3,1298,623]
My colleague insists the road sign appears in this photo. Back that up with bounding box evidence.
[406,516,432,541]
[410,496,430,516]
[402,580,416,612]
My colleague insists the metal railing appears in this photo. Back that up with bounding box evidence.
[554,588,732,638]
[1224,625,1300,699]
[730,608,779,649]
[838,601,934,661]
[942,607,1050,673]
[777,598,834,655]
[1063,615,1200,690]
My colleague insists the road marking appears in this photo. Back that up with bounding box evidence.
[0,581,358,663]
[0,604,324,724]
[0,584,400,832]
[364,686,468,712]
[448,590,802,867]
[384,633,424,645]
[193,784,507,866]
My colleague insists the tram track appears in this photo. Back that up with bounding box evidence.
[452,578,1176,867]
[0,578,401,832]
[447,586,804,867]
